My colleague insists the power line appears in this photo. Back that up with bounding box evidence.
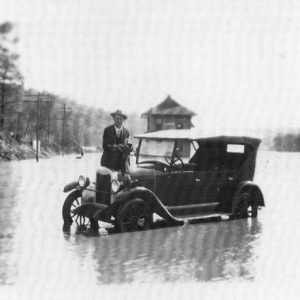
[22,93,53,162]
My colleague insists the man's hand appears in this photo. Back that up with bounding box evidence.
[112,144,123,152]
[115,144,125,152]
[123,173,131,183]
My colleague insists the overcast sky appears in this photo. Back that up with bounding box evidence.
[1,0,300,134]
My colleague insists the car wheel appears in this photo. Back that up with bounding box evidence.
[62,190,90,231]
[116,198,153,233]
[234,191,258,219]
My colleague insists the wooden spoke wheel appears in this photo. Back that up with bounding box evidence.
[116,198,153,233]
[235,191,258,219]
[62,190,90,231]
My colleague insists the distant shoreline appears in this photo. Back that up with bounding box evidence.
[0,131,81,162]
[0,145,56,162]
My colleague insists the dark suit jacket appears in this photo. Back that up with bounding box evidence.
[100,125,130,173]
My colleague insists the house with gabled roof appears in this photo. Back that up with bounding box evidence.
[141,95,196,132]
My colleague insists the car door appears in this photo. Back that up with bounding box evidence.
[164,170,194,206]
[163,169,218,216]
[182,142,232,207]
[153,168,195,207]
[190,142,246,205]
[190,169,230,203]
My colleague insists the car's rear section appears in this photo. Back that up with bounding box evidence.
[163,137,264,222]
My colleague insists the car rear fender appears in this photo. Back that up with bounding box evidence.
[94,186,184,226]
[231,181,265,213]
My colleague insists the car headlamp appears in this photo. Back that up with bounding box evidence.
[78,175,89,188]
[78,175,86,188]
[111,180,120,193]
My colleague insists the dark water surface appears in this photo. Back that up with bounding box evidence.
[0,152,300,299]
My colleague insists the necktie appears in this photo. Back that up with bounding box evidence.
[116,128,121,138]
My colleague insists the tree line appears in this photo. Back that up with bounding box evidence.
[272,133,300,152]
[0,22,146,156]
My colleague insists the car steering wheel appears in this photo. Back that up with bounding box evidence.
[164,152,185,169]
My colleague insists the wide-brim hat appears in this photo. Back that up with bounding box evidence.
[110,109,127,120]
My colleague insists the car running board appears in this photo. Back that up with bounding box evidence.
[179,213,232,224]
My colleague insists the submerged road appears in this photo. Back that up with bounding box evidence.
[0,151,300,299]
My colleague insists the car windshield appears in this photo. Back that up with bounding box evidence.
[138,139,174,163]
[138,139,198,164]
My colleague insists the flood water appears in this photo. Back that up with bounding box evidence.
[0,151,300,299]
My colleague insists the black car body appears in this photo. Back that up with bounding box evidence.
[62,129,264,233]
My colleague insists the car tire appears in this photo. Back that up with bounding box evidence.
[115,198,153,233]
[62,190,90,231]
[234,191,258,219]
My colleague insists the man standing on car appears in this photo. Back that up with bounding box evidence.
[100,109,131,177]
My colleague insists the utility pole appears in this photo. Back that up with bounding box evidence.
[56,103,72,157]
[56,130,59,146]
[22,93,52,162]
[24,115,32,137]
[16,112,20,137]
[46,100,50,145]
[62,103,66,156]
[36,95,40,162]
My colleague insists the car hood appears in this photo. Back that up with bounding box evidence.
[129,164,164,180]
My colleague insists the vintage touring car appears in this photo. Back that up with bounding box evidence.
[62,129,264,233]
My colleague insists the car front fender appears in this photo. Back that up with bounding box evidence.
[231,181,265,213]
[94,186,184,226]
[72,203,108,219]
[63,181,78,193]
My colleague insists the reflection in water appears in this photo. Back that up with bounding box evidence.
[69,218,262,284]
